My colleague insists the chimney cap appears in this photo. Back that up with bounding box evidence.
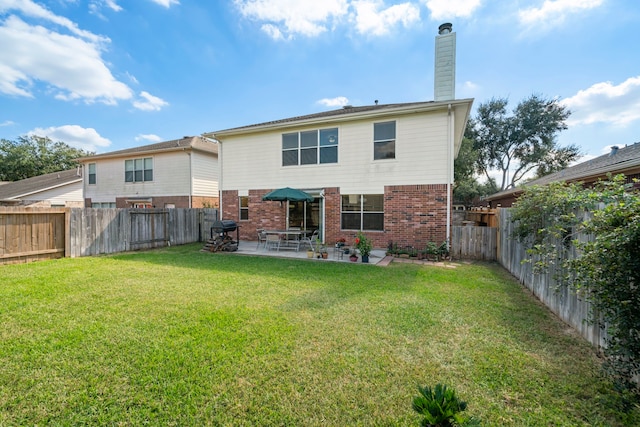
[438,23,453,35]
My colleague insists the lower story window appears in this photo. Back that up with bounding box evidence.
[91,202,116,208]
[239,196,249,220]
[341,194,384,231]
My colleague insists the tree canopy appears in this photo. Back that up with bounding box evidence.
[465,94,580,191]
[0,135,93,182]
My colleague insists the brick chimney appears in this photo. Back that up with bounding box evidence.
[434,23,456,102]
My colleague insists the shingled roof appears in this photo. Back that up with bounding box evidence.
[486,142,640,202]
[207,100,473,136]
[0,168,82,201]
[79,136,217,162]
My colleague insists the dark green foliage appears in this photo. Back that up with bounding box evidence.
[466,94,578,191]
[511,174,640,392]
[0,135,93,181]
[412,384,478,426]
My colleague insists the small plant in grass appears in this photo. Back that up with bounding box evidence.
[412,383,479,427]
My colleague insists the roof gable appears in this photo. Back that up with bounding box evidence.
[0,169,82,200]
[79,136,218,162]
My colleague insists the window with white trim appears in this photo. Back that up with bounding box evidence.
[374,121,396,160]
[88,163,96,185]
[341,194,384,231]
[125,157,153,183]
[282,128,338,166]
[239,196,249,220]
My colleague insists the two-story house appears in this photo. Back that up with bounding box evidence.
[78,136,219,208]
[204,24,472,249]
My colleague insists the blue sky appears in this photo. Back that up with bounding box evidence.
[0,0,638,164]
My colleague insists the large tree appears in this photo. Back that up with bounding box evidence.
[466,94,580,191]
[0,135,93,181]
[453,137,497,206]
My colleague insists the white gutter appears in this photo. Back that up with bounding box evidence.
[188,151,192,208]
[218,140,223,219]
[447,103,453,248]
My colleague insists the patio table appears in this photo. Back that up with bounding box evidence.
[263,230,312,251]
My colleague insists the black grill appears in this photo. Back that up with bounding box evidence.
[211,220,238,233]
[209,219,240,251]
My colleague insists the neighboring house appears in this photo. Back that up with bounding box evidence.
[78,136,219,208]
[485,142,640,208]
[0,168,84,207]
[204,24,472,248]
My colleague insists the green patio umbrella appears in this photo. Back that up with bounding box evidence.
[262,187,314,202]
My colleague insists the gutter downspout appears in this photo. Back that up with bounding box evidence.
[446,103,453,249]
[188,151,192,208]
[218,140,223,220]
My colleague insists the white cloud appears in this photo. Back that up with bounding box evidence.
[135,134,164,142]
[235,0,349,39]
[261,23,285,40]
[561,76,640,127]
[0,4,134,105]
[518,0,603,30]
[89,0,123,16]
[0,0,108,43]
[317,96,350,107]
[1,120,15,127]
[149,0,180,7]
[425,0,482,20]
[132,91,169,111]
[29,125,112,152]
[352,1,420,36]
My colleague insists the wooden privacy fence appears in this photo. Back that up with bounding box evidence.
[497,208,605,349]
[450,225,497,261]
[1,207,218,264]
[0,207,67,264]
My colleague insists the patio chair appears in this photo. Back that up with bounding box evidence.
[300,229,319,252]
[256,229,267,250]
[265,233,281,251]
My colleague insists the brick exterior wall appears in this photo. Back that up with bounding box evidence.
[224,184,450,250]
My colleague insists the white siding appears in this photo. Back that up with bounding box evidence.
[192,151,218,196]
[85,151,191,200]
[221,110,450,193]
[23,181,83,205]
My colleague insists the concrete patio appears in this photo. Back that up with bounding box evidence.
[214,240,390,265]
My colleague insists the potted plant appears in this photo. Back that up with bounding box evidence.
[412,383,479,427]
[349,250,358,262]
[355,232,372,263]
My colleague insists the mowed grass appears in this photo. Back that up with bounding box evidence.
[1,243,637,426]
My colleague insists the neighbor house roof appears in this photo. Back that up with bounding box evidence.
[0,168,83,201]
[486,142,640,204]
[206,99,474,137]
[78,136,218,162]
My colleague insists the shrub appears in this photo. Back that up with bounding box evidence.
[412,383,479,427]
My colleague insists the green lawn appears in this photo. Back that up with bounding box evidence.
[1,243,637,426]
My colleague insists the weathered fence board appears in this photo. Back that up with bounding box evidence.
[498,208,605,349]
[451,225,497,261]
[1,207,218,262]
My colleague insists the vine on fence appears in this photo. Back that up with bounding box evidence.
[511,174,640,393]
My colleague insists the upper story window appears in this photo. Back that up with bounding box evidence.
[88,163,96,185]
[125,157,153,183]
[374,121,396,160]
[282,128,338,166]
